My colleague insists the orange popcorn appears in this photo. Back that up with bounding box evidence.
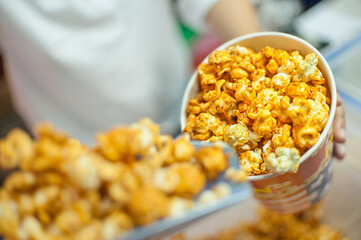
[184,46,331,175]
[285,82,311,98]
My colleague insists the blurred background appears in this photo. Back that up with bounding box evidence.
[3,0,360,174]
[0,0,360,238]
[0,0,360,169]
[1,0,360,138]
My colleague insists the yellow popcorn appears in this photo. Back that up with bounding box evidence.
[101,211,133,239]
[272,124,295,149]
[310,92,330,130]
[271,95,291,124]
[224,167,247,183]
[127,186,170,226]
[0,128,34,169]
[234,79,256,105]
[266,59,279,74]
[0,119,239,239]
[196,204,348,240]
[251,109,277,137]
[294,123,320,150]
[241,148,264,175]
[63,153,101,190]
[288,97,313,126]
[184,46,331,175]
[195,146,228,180]
[170,163,206,198]
[173,136,196,163]
[209,93,236,114]
[251,76,272,93]
[192,113,225,141]
[231,67,249,79]
[274,49,291,66]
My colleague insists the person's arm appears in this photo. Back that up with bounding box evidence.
[206,0,262,42]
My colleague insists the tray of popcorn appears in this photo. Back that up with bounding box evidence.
[0,119,251,240]
[181,32,337,213]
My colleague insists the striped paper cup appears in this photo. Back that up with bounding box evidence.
[180,32,337,213]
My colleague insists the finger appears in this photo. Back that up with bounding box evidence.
[334,142,346,160]
[337,93,342,106]
[333,105,346,143]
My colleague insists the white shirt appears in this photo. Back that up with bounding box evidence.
[0,0,218,144]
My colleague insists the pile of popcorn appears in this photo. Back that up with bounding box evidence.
[184,46,331,175]
[172,204,348,240]
[0,119,243,240]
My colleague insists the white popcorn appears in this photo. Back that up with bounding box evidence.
[170,198,193,217]
[198,190,218,204]
[212,182,232,198]
[272,73,291,89]
[294,53,322,82]
[153,168,180,194]
[224,123,250,148]
[266,147,300,173]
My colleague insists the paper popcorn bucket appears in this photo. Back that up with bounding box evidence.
[180,32,337,213]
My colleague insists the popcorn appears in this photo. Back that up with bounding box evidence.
[234,80,256,104]
[309,92,330,130]
[251,109,277,137]
[127,186,170,226]
[225,167,247,183]
[288,97,313,126]
[209,93,236,114]
[169,163,206,198]
[272,124,295,149]
[224,122,250,150]
[274,49,291,66]
[293,123,320,150]
[173,136,195,163]
[0,129,34,169]
[102,211,133,239]
[294,53,324,84]
[271,95,291,123]
[195,146,228,180]
[266,147,300,173]
[196,204,348,240]
[236,58,256,73]
[169,197,193,217]
[0,119,242,239]
[184,46,330,175]
[271,73,291,89]
[251,76,272,93]
[241,148,264,175]
[285,82,311,98]
[197,183,232,205]
[278,60,296,75]
[266,59,279,74]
